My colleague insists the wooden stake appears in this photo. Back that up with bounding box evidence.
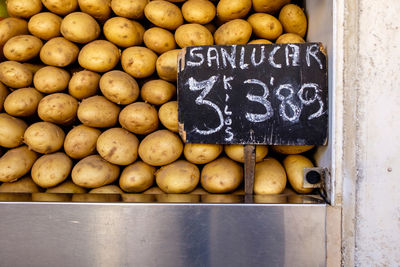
[244,145,256,195]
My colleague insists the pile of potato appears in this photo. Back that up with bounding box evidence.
[0,0,316,201]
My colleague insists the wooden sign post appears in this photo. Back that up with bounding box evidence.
[177,43,328,195]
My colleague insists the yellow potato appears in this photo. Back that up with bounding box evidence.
[140,79,176,105]
[248,39,273,44]
[89,185,124,194]
[0,113,27,148]
[201,157,243,193]
[33,66,70,93]
[156,160,200,193]
[4,88,42,117]
[144,1,183,30]
[72,155,120,188]
[138,129,183,166]
[158,101,178,132]
[201,194,241,203]
[22,63,45,74]
[38,93,78,125]
[40,37,79,67]
[64,124,101,159]
[175,24,214,48]
[6,0,42,18]
[122,193,155,202]
[217,0,251,22]
[3,35,43,62]
[46,180,86,193]
[32,193,71,202]
[0,18,29,46]
[189,187,208,195]
[0,146,38,182]
[31,152,73,188]
[78,40,120,72]
[214,19,252,45]
[182,0,216,24]
[68,70,100,100]
[119,102,159,135]
[0,82,9,111]
[143,186,164,194]
[28,12,62,40]
[78,0,111,21]
[276,33,305,43]
[99,70,139,105]
[283,154,314,194]
[155,49,180,82]
[61,12,100,43]
[224,144,268,163]
[183,143,223,164]
[104,17,143,47]
[77,95,121,128]
[41,0,78,16]
[279,4,307,37]
[111,0,148,19]
[97,128,139,165]
[252,0,290,13]
[254,157,287,194]
[0,61,32,88]
[271,145,314,154]
[0,176,40,193]
[119,161,155,193]
[24,122,65,154]
[143,27,176,54]
[121,46,157,78]
[248,13,283,40]
[156,194,200,203]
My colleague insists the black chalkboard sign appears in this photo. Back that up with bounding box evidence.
[177,43,328,145]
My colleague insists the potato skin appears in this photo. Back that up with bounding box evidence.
[158,101,178,132]
[0,113,27,148]
[111,0,148,19]
[24,122,65,154]
[31,152,73,188]
[40,37,79,67]
[41,0,78,16]
[78,0,111,21]
[61,12,100,44]
[0,176,40,193]
[271,145,314,154]
[4,88,43,117]
[0,18,29,46]
[143,27,176,54]
[0,146,38,182]
[121,46,157,78]
[140,79,176,105]
[33,66,70,93]
[279,4,308,37]
[38,93,78,125]
[89,185,124,194]
[156,160,200,193]
[276,33,305,43]
[46,180,86,193]
[119,161,155,193]
[214,19,252,45]
[184,143,223,164]
[0,82,9,111]
[78,40,120,72]
[119,102,159,135]
[224,144,268,163]
[64,124,101,159]
[104,17,143,48]
[144,0,183,30]
[254,157,287,195]
[248,13,283,40]
[68,70,100,100]
[28,12,62,40]
[248,39,272,44]
[99,70,139,105]
[0,61,32,88]
[252,0,290,13]
[283,154,314,194]
[3,35,43,62]
[138,129,183,166]
[182,0,216,25]
[77,95,121,128]
[155,49,180,82]
[174,24,214,48]
[217,0,251,22]
[6,0,42,18]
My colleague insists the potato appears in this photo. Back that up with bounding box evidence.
[77,96,120,128]
[276,33,305,43]
[248,13,283,40]
[72,155,120,188]
[3,35,43,61]
[22,63,45,74]
[254,157,286,194]
[138,129,183,166]
[224,144,268,163]
[33,66,70,93]
[24,122,65,154]
[41,0,78,16]
[32,193,71,202]
[78,40,120,72]
[46,180,86,193]
[158,101,178,132]
[0,18,28,46]
[214,19,252,45]
[0,176,40,193]
[144,1,183,30]
[0,113,27,148]
[174,24,214,48]
[121,46,157,78]
[248,39,272,44]
[99,70,139,105]
[104,17,143,48]
[143,27,176,54]
[140,79,176,105]
[201,157,243,193]
[184,143,223,164]
[252,0,290,13]
[0,61,32,88]
[271,145,314,154]
[201,194,241,203]
[38,93,78,125]
[68,70,100,99]
[122,193,155,202]
[89,185,123,194]
[0,146,38,182]
[143,186,164,194]
[190,187,208,195]
[155,49,180,82]
[6,0,42,18]
[182,0,216,25]
[78,0,111,21]
[156,160,200,193]
[279,4,307,38]
[0,82,8,111]
[72,193,120,202]
[4,88,42,117]
[64,124,101,159]
[217,0,251,22]
[119,161,155,193]
[40,37,79,67]
[61,12,100,44]
[28,12,61,40]
[97,128,139,165]
[157,194,200,203]
[254,195,287,204]
[31,152,72,188]
[119,102,159,135]
[111,0,147,19]
[283,154,314,194]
